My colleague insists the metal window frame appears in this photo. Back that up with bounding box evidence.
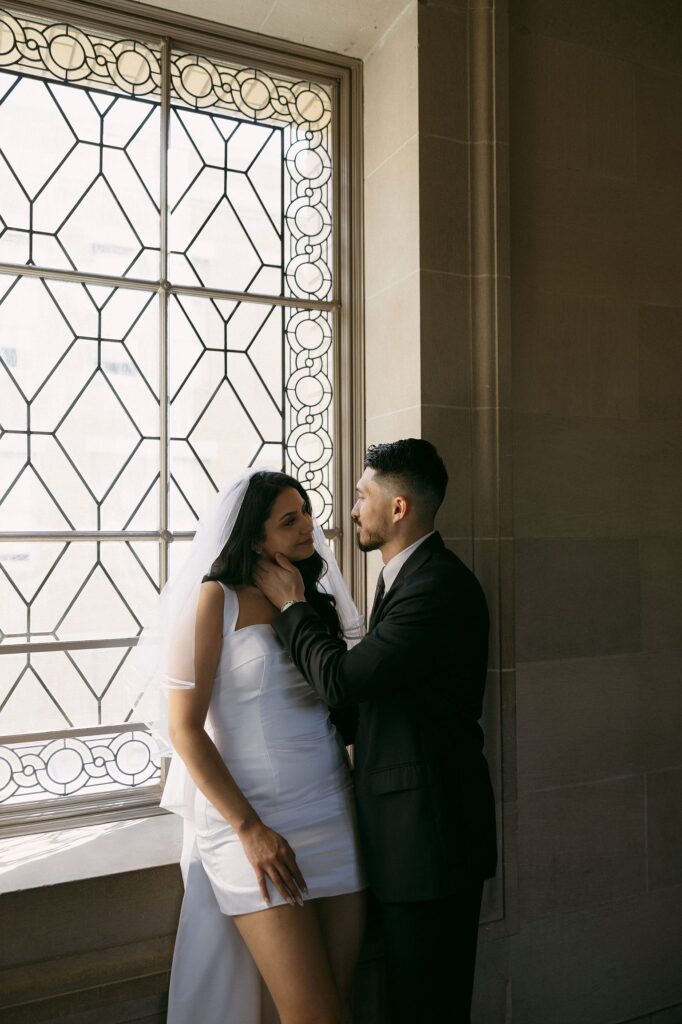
[0,0,364,837]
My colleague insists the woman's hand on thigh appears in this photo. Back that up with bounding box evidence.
[239,821,308,906]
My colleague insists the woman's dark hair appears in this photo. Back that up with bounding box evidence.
[203,471,342,641]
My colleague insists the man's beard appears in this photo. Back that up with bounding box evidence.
[354,523,386,552]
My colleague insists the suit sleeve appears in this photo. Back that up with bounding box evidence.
[272,576,454,708]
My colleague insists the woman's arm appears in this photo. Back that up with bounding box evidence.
[167,581,306,906]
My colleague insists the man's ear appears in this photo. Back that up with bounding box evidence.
[393,496,409,521]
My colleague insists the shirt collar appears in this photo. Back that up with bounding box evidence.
[381,531,436,596]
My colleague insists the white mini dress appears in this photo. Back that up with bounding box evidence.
[166,584,365,1023]
[193,583,365,914]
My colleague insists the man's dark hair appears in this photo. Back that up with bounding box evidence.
[364,439,448,523]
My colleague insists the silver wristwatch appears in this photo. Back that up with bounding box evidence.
[280,600,299,614]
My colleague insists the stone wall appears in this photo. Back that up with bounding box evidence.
[473,1,682,1021]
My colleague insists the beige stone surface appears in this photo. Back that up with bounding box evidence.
[474,537,514,670]
[646,768,682,891]
[511,0,682,75]
[419,135,470,275]
[260,0,410,57]
[419,270,471,407]
[514,538,641,661]
[421,405,473,536]
[469,7,495,142]
[640,540,682,652]
[365,404,422,447]
[638,423,682,539]
[364,2,419,176]
[513,414,640,539]
[0,814,182,894]
[635,184,682,307]
[135,0,413,59]
[508,885,682,1024]
[365,272,421,417]
[0,865,181,966]
[469,141,497,278]
[511,32,635,180]
[418,3,468,142]
[516,652,682,792]
[518,775,646,918]
[635,66,682,192]
[494,142,511,278]
[365,135,421,298]
[638,304,682,421]
[512,287,639,419]
[510,163,638,300]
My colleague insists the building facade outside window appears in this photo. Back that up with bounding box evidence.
[0,2,363,834]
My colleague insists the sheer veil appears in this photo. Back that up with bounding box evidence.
[126,466,364,821]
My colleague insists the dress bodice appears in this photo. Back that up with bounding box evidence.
[205,585,348,814]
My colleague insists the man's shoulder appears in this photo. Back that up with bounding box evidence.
[405,543,485,599]
[419,541,474,577]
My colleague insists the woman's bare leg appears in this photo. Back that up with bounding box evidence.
[259,978,279,1024]
[315,891,367,1022]
[234,903,342,1024]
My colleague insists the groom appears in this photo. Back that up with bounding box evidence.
[255,438,497,1023]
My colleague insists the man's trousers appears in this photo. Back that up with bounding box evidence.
[378,879,484,1024]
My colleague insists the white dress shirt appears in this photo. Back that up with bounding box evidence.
[381,531,436,597]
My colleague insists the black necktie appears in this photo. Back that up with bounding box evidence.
[369,569,385,628]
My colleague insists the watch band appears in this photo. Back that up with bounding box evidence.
[280,599,299,614]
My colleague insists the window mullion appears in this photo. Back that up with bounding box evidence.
[159,37,171,591]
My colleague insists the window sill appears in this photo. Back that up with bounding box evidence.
[0,811,183,895]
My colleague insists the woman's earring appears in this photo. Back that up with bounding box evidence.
[254,547,263,555]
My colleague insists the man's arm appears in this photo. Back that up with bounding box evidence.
[273,577,452,707]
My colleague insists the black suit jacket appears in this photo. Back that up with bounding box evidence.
[273,532,497,901]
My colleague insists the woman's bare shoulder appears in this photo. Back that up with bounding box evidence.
[197,579,226,612]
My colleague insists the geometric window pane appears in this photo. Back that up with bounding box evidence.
[168,109,283,294]
[0,278,159,531]
[0,647,143,735]
[169,50,332,301]
[0,538,160,810]
[0,541,159,648]
[169,298,334,528]
[0,12,161,280]
[169,295,285,527]
[0,729,160,805]
[0,7,343,815]
[284,308,334,526]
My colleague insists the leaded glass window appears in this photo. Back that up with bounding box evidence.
[0,6,347,825]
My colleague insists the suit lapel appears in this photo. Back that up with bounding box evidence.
[368,532,444,631]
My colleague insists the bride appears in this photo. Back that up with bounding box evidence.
[129,469,367,1024]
